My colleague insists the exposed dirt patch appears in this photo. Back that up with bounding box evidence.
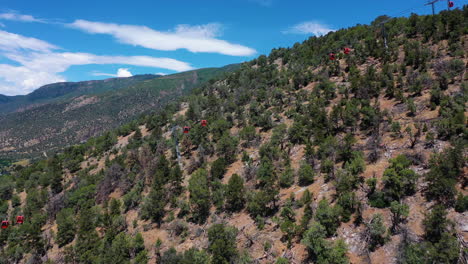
[222,158,244,184]
[63,96,99,113]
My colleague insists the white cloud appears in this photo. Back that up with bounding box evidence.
[155,72,167,76]
[69,20,256,56]
[0,64,66,95]
[0,30,58,52]
[283,21,335,36]
[93,68,133,78]
[0,30,194,95]
[174,23,223,38]
[5,52,193,72]
[117,68,132,77]
[0,12,45,23]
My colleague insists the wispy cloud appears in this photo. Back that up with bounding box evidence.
[0,30,193,95]
[283,21,335,36]
[0,30,58,52]
[174,23,223,38]
[69,20,256,56]
[0,11,46,23]
[92,68,133,78]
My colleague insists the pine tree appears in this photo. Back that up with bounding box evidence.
[170,164,183,197]
[298,202,313,238]
[132,233,145,258]
[134,250,149,264]
[315,199,342,237]
[210,158,227,180]
[257,158,276,188]
[423,205,448,243]
[188,169,211,223]
[109,198,122,216]
[301,222,328,261]
[298,163,315,186]
[108,233,131,264]
[225,174,245,212]
[154,155,171,184]
[75,208,101,263]
[216,133,239,164]
[279,166,294,188]
[382,155,417,202]
[208,224,238,264]
[367,213,387,251]
[56,208,76,247]
[48,156,63,195]
[389,201,409,233]
[141,183,167,225]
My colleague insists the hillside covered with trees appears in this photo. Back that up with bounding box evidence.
[0,66,237,159]
[0,7,466,264]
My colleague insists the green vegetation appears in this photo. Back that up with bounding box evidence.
[0,7,466,264]
[0,66,238,159]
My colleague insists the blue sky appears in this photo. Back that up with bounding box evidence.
[0,0,464,95]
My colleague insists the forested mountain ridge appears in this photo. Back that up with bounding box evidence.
[0,7,466,264]
[0,66,237,159]
[0,74,159,115]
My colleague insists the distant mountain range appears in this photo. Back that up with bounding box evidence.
[0,64,238,159]
[0,74,159,115]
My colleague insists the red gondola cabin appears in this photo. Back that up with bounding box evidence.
[449,1,454,7]
[201,120,207,127]
[1,221,8,229]
[344,48,351,54]
[16,215,24,224]
[329,53,336,60]
[183,126,190,134]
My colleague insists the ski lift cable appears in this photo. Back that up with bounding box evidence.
[381,0,466,25]
[378,3,429,26]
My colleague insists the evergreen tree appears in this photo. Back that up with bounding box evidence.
[367,213,387,251]
[298,163,315,186]
[181,248,211,264]
[279,166,294,188]
[389,201,409,233]
[141,182,167,225]
[423,205,449,243]
[170,164,183,197]
[132,233,145,258]
[108,233,131,264]
[302,222,350,264]
[216,133,239,164]
[75,208,101,263]
[426,144,464,205]
[302,222,328,261]
[225,174,246,212]
[315,199,341,236]
[56,208,76,247]
[454,193,468,213]
[154,155,171,184]
[188,169,211,223]
[257,158,276,188]
[208,223,238,264]
[382,155,417,202]
[134,250,149,264]
[210,158,227,180]
[49,156,63,195]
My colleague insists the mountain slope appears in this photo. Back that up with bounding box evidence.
[0,74,159,115]
[0,7,466,264]
[0,65,237,159]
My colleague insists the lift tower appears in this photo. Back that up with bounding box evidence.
[425,0,439,15]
